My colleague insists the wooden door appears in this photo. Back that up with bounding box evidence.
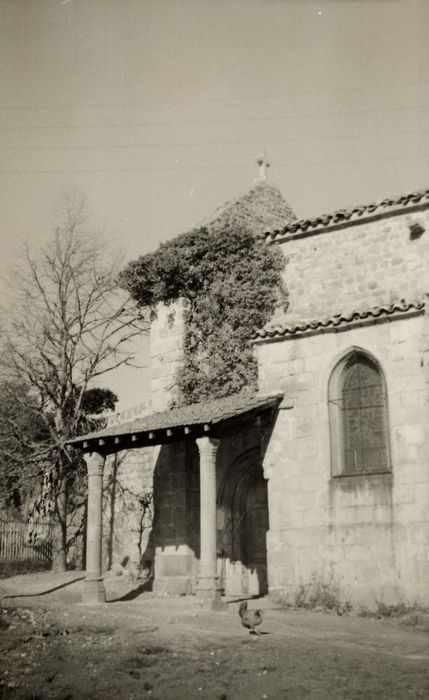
[245,479,268,595]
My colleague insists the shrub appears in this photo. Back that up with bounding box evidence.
[120,226,287,404]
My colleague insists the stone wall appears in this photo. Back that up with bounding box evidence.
[99,206,429,603]
[149,426,266,597]
[101,422,267,597]
[151,442,200,595]
[102,447,154,577]
[99,298,190,583]
[256,313,429,607]
[276,209,429,323]
[150,298,188,411]
[100,439,199,589]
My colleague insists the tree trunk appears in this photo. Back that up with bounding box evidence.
[52,461,67,572]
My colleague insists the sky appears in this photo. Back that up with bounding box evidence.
[1,0,428,408]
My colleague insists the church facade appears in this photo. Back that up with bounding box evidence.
[72,184,429,610]
[254,190,429,608]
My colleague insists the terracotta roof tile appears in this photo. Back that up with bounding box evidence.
[68,391,284,447]
[253,300,426,342]
[266,187,429,241]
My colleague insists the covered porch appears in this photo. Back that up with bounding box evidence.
[68,392,282,608]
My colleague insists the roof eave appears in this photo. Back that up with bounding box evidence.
[266,197,429,244]
[253,301,426,345]
[68,392,284,454]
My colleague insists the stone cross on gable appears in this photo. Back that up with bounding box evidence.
[255,152,270,182]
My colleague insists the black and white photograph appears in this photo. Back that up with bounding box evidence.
[0,1,429,698]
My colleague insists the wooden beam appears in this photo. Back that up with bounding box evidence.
[166,428,173,437]
[114,436,121,445]
[148,431,154,440]
[98,438,106,447]
[131,434,138,443]
[184,426,191,435]
[83,441,89,449]
[203,424,210,433]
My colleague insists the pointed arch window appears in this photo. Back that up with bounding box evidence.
[329,351,391,476]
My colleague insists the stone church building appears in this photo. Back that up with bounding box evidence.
[71,179,429,610]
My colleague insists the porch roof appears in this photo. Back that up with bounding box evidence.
[68,391,284,453]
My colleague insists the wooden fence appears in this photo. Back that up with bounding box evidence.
[0,518,52,563]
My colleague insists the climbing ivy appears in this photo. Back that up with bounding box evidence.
[119,226,287,405]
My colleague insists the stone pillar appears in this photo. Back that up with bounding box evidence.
[196,437,224,609]
[83,451,106,604]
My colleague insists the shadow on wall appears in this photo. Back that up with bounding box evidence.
[103,407,280,596]
[144,409,279,597]
[218,445,269,596]
[103,450,155,581]
[142,441,201,594]
[217,411,278,597]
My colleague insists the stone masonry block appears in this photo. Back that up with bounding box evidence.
[394,424,425,446]
[278,211,428,321]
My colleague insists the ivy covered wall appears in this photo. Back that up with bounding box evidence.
[119,226,287,405]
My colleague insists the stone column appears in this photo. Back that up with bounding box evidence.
[196,436,224,609]
[83,451,106,604]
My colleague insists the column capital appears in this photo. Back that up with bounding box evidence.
[83,451,106,477]
[196,436,221,458]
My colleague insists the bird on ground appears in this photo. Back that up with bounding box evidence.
[238,601,264,636]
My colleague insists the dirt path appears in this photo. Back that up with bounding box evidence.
[1,597,428,700]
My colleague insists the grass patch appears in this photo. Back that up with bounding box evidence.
[358,601,429,622]
[0,560,51,579]
[293,574,347,611]
[376,602,416,618]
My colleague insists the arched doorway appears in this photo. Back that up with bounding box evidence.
[218,448,269,597]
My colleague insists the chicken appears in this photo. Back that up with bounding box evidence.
[238,601,264,636]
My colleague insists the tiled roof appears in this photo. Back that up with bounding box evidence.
[201,182,296,236]
[253,300,426,342]
[68,391,284,449]
[266,187,429,242]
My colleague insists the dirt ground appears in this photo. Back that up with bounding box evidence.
[1,592,429,700]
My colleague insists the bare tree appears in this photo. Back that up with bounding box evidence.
[0,202,147,571]
[0,381,49,513]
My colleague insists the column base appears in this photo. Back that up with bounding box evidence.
[153,576,192,596]
[81,578,106,604]
[196,576,227,610]
[199,596,228,611]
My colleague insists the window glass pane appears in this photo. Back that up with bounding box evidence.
[340,354,389,474]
